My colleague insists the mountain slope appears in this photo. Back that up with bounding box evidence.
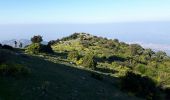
[51,33,170,99]
[0,52,141,100]
[1,33,170,100]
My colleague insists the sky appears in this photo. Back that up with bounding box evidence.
[0,0,170,54]
[0,0,170,24]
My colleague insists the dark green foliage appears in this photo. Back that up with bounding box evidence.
[43,44,54,53]
[0,44,14,51]
[136,64,146,74]
[0,49,13,63]
[48,39,60,46]
[0,49,30,77]
[0,63,30,77]
[47,33,170,98]
[121,71,160,100]
[143,49,155,57]
[25,43,42,54]
[156,51,167,60]
[113,39,119,43]
[91,72,103,81]
[95,67,116,74]
[2,45,14,51]
[130,44,144,56]
[25,43,53,54]
[81,40,93,48]
[103,40,116,48]
[107,55,126,62]
[67,51,80,61]
[31,35,43,43]
[60,33,80,41]
[82,54,97,69]
[0,50,7,63]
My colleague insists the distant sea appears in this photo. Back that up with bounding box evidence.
[0,21,170,55]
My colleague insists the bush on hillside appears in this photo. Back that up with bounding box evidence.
[48,39,60,46]
[2,45,14,51]
[43,44,54,53]
[0,49,13,63]
[82,54,97,69]
[121,71,160,100]
[0,63,30,77]
[25,43,53,54]
[130,44,144,56]
[0,43,2,48]
[67,51,80,62]
[60,33,80,41]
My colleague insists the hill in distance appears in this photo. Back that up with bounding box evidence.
[1,39,48,48]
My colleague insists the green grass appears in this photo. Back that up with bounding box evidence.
[0,53,142,100]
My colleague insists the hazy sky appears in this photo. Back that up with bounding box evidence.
[0,0,170,24]
[0,0,170,53]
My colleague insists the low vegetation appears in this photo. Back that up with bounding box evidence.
[25,35,53,54]
[0,48,30,77]
[0,33,170,100]
[52,33,170,99]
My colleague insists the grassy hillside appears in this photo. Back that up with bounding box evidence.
[51,33,170,99]
[0,33,170,100]
[0,49,141,100]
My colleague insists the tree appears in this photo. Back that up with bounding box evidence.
[82,53,97,69]
[130,44,144,56]
[67,51,80,62]
[113,39,119,43]
[25,43,53,54]
[156,51,167,60]
[31,35,43,43]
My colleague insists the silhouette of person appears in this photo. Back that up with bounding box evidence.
[14,41,17,48]
[19,42,23,48]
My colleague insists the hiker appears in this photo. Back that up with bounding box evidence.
[19,42,23,48]
[14,41,17,48]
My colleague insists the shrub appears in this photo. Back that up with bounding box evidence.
[130,44,144,56]
[0,63,30,77]
[31,35,43,43]
[0,43,2,48]
[48,39,60,46]
[2,45,14,51]
[76,58,83,65]
[25,43,53,54]
[67,51,80,62]
[121,71,160,100]
[82,54,97,69]
[0,49,13,63]
[136,64,146,74]
[25,43,41,54]
[42,44,53,53]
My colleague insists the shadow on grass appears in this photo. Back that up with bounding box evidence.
[23,54,168,100]
[0,53,167,100]
[95,67,118,74]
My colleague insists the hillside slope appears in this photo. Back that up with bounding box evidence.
[51,33,170,99]
[1,33,170,100]
[0,52,141,100]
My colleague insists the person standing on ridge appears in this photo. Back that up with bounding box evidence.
[19,42,23,48]
[14,41,17,48]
